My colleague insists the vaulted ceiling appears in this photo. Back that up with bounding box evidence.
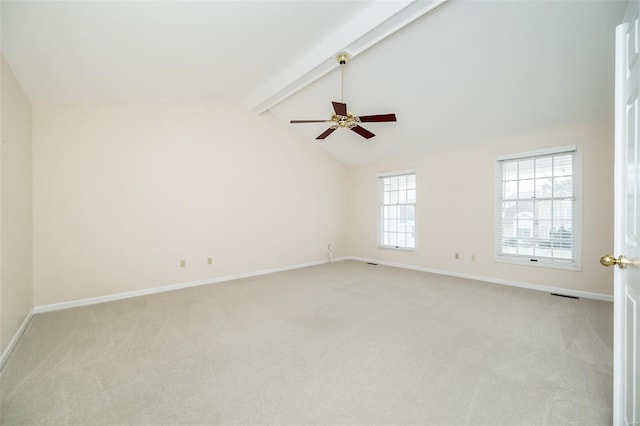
[1,0,626,166]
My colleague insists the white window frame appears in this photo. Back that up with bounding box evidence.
[377,170,417,250]
[495,145,582,271]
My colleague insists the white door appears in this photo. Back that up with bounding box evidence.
[610,1,640,424]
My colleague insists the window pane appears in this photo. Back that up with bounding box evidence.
[535,178,552,198]
[554,248,573,259]
[554,199,573,220]
[550,227,572,249]
[398,175,407,190]
[535,220,552,239]
[536,200,552,220]
[518,200,534,216]
[504,181,518,199]
[501,238,517,254]
[504,161,518,181]
[518,245,534,256]
[406,234,415,248]
[407,189,416,203]
[536,157,553,178]
[389,191,398,204]
[536,246,552,258]
[517,221,533,238]
[519,159,534,180]
[390,178,399,190]
[398,205,407,221]
[389,206,398,219]
[554,176,573,197]
[554,155,573,176]
[407,174,416,189]
[519,179,534,198]
[501,201,517,215]
[405,205,415,221]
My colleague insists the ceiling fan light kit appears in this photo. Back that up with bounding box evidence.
[290,53,397,140]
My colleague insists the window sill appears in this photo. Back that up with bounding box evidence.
[378,245,416,252]
[495,256,581,271]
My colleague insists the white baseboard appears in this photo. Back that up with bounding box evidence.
[2,255,610,370]
[346,256,614,302]
[0,310,34,371]
[33,258,334,314]
[32,255,612,315]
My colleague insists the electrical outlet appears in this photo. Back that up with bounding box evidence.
[180,260,186,268]
[454,252,460,260]
[207,257,212,265]
[471,254,476,261]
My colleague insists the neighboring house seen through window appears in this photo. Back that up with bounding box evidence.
[378,171,416,249]
[496,146,581,270]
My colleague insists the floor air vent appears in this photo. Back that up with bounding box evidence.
[551,293,579,300]
[367,262,378,265]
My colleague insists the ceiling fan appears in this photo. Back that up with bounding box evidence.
[290,53,397,140]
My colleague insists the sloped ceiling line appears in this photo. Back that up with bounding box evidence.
[245,0,447,114]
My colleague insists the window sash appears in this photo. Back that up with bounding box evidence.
[378,172,416,249]
[496,148,580,269]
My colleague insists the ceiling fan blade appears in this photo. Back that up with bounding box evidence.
[316,128,336,139]
[358,113,397,123]
[332,101,348,116]
[350,125,375,139]
[290,119,332,123]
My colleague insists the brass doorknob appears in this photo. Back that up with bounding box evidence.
[600,254,632,268]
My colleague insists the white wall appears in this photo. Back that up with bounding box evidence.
[1,55,33,354]
[32,103,348,306]
[347,118,614,296]
[31,105,614,307]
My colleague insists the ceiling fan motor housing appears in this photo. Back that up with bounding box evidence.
[332,112,358,128]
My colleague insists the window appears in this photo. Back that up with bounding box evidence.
[378,171,416,249]
[496,145,581,270]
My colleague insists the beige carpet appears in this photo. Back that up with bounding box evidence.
[0,260,613,425]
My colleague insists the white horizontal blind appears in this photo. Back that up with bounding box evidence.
[496,148,579,268]
[379,172,416,249]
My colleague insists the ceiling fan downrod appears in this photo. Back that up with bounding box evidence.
[337,53,348,103]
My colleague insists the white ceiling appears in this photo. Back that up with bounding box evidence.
[1,0,627,166]
[1,0,370,104]
[271,0,627,165]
